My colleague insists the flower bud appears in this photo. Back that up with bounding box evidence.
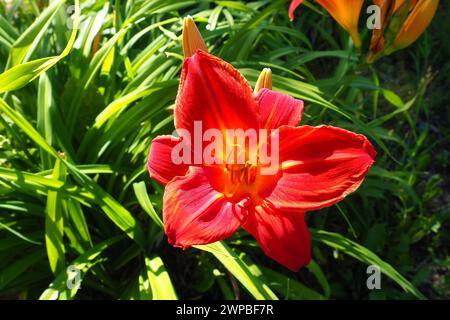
[254,68,272,94]
[182,16,208,57]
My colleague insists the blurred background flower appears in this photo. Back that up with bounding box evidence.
[289,0,440,63]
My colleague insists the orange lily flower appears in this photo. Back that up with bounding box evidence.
[290,0,364,48]
[368,0,439,61]
[387,0,439,53]
[290,0,439,62]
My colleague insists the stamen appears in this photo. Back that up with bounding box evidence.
[222,145,261,198]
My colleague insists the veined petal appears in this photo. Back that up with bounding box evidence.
[256,88,304,130]
[175,51,259,134]
[266,125,376,212]
[147,135,190,185]
[244,206,311,271]
[163,167,247,248]
[288,0,304,21]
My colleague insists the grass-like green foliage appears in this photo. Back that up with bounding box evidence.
[0,0,448,299]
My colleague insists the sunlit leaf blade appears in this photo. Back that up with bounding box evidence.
[9,0,64,66]
[196,242,278,300]
[37,73,55,170]
[133,182,163,229]
[45,158,67,274]
[0,97,59,157]
[139,256,178,300]
[0,0,80,93]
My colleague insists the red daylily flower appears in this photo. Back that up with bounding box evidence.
[147,20,376,272]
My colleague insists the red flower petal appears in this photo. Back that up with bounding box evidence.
[266,125,376,211]
[244,205,311,271]
[147,135,190,185]
[163,167,247,248]
[175,51,259,134]
[289,0,304,21]
[256,88,304,130]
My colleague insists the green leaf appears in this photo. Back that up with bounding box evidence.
[39,236,123,300]
[261,267,326,300]
[0,0,80,93]
[45,158,67,274]
[311,229,426,299]
[0,221,42,245]
[0,93,145,247]
[133,182,163,229]
[307,260,331,298]
[196,241,278,300]
[65,198,93,249]
[0,250,45,291]
[0,97,58,157]
[37,73,55,170]
[0,167,64,191]
[66,27,129,138]
[62,161,146,247]
[139,256,178,300]
[9,0,64,66]
[0,15,18,47]
[94,85,157,128]
[382,89,404,108]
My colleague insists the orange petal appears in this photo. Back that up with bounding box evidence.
[389,0,439,52]
[316,0,364,48]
